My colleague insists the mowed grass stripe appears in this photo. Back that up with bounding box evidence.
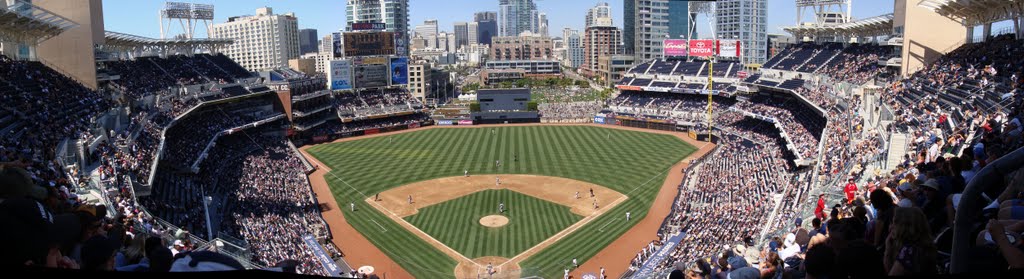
[306,126,695,278]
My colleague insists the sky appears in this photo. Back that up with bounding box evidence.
[104,0,895,40]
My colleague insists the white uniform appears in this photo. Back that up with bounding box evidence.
[499,203,505,213]
[350,202,355,211]
[626,212,631,221]
[465,169,469,177]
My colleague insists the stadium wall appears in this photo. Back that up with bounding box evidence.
[894,0,968,77]
[34,0,104,90]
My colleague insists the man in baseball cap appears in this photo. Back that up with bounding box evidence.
[0,197,82,267]
[0,166,47,201]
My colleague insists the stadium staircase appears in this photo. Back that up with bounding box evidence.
[885,133,909,170]
[811,52,843,74]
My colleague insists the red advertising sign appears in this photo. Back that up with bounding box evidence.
[688,40,715,57]
[737,71,749,79]
[458,120,474,125]
[663,39,687,57]
[365,128,380,135]
[616,85,642,91]
[408,122,420,129]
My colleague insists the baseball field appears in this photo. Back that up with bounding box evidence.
[304,125,696,278]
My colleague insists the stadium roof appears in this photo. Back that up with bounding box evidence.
[783,13,895,38]
[104,31,234,49]
[919,0,1024,26]
[0,1,78,44]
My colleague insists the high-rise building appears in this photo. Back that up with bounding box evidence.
[583,25,621,76]
[474,11,498,22]
[454,22,469,50]
[586,2,612,28]
[212,7,299,71]
[299,29,318,55]
[346,0,410,55]
[716,0,767,64]
[537,12,548,37]
[416,19,438,38]
[498,0,539,37]
[316,32,341,74]
[489,33,553,61]
[476,20,498,45]
[562,29,584,68]
[468,22,480,45]
[625,0,691,61]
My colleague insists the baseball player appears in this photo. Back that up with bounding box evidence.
[593,199,598,209]
[495,176,500,187]
[408,195,413,204]
[574,191,580,199]
[564,268,569,279]
[465,169,469,177]
[626,211,631,221]
[590,188,594,198]
[499,202,505,214]
[514,153,518,162]
[572,258,578,268]
[600,267,605,279]
[487,263,493,275]
[389,137,392,144]
[375,193,379,201]
[350,202,355,211]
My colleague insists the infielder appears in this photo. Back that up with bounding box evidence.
[593,199,598,209]
[590,188,594,197]
[350,202,355,211]
[495,176,500,187]
[499,202,505,213]
[574,191,580,199]
[572,258,578,268]
[464,169,469,177]
[408,195,413,204]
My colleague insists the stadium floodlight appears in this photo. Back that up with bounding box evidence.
[160,2,215,39]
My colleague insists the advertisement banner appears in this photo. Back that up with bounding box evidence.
[365,128,380,135]
[458,120,474,125]
[737,71,749,79]
[663,39,687,57]
[437,120,454,126]
[632,233,687,278]
[390,57,409,85]
[616,85,642,91]
[328,60,352,90]
[352,56,388,65]
[408,122,420,129]
[594,116,605,124]
[688,40,715,57]
[351,22,386,31]
[302,235,342,277]
[344,31,396,57]
[354,64,389,88]
[718,39,741,58]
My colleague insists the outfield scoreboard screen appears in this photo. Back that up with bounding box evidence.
[354,64,389,88]
[344,32,396,57]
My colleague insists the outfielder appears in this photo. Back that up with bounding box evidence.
[350,202,355,211]
[626,211,631,221]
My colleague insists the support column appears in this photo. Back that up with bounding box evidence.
[1016,17,1022,39]
[966,25,975,43]
[983,23,992,41]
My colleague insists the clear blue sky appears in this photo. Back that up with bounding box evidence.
[104,0,894,39]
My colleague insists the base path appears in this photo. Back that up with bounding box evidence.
[300,123,715,278]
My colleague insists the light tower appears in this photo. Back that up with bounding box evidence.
[795,0,851,41]
[688,1,718,142]
[159,2,215,39]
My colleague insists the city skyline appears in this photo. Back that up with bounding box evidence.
[105,0,893,41]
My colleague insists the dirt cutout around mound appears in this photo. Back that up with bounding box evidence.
[479,215,510,228]
[300,123,716,278]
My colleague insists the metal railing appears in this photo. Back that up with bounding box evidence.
[951,146,1024,273]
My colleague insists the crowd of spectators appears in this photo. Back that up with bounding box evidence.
[539,101,603,121]
[337,88,423,118]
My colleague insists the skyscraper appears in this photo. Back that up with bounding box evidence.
[415,19,438,38]
[586,2,612,28]
[476,19,497,45]
[468,22,479,45]
[583,25,621,76]
[625,0,691,61]
[474,11,498,22]
[562,29,584,68]
[454,22,469,50]
[716,0,767,64]
[299,29,318,55]
[498,0,539,37]
[212,7,299,71]
[537,12,548,37]
[345,0,410,55]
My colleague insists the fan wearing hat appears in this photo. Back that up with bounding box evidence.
[0,197,83,268]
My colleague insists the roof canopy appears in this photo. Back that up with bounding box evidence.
[919,0,1024,26]
[0,1,78,44]
[783,13,895,38]
[104,31,233,49]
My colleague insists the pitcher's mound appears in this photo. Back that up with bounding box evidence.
[479,215,510,228]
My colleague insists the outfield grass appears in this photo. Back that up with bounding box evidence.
[406,189,582,258]
[306,126,695,278]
